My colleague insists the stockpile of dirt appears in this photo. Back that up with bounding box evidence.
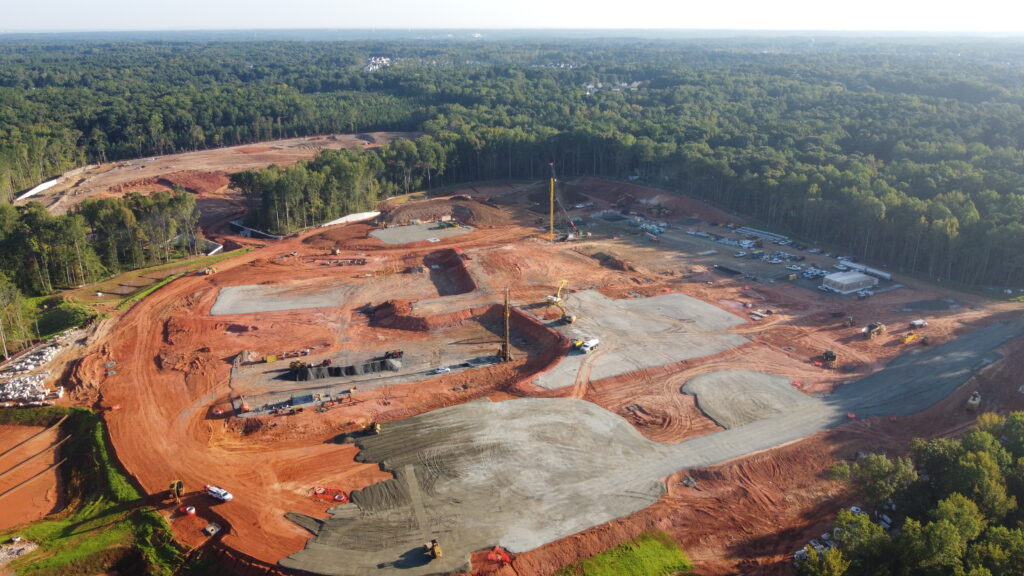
[370,300,429,332]
[384,197,510,228]
[162,170,231,194]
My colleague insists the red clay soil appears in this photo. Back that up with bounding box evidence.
[56,178,1024,576]
[382,197,513,228]
[0,425,62,531]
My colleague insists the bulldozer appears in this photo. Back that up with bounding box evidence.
[902,332,920,344]
[168,480,185,505]
[864,322,886,339]
[822,349,837,369]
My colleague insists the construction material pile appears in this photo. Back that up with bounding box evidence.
[2,343,61,375]
[0,373,61,405]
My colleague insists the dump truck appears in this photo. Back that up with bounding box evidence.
[863,323,886,339]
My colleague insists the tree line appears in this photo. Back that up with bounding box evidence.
[2,35,1024,345]
[801,412,1024,576]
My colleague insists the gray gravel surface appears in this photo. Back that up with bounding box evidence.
[282,319,1024,576]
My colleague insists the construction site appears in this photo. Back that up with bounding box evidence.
[13,148,1024,576]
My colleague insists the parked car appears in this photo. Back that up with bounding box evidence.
[205,485,233,502]
[734,251,747,257]
[429,367,451,375]
[786,265,803,271]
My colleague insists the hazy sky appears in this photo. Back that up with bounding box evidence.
[4,0,1023,33]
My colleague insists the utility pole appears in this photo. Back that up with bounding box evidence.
[548,162,556,242]
[500,286,512,362]
[0,315,8,361]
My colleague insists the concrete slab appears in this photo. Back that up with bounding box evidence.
[211,281,355,315]
[371,223,473,245]
[681,370,817,429]
[282,319,1024,576]
[533,291,747,390]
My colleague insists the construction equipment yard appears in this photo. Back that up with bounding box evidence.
[49,174,1024,575]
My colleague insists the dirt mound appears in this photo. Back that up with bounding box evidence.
[163,170,231,194]
[369,300,429,331]
[384,197,510,228]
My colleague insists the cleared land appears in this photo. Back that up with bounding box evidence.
[282,319,1024,575]
[370,223,474,245]
[534,291,747,390]
[60,176,1024,576]
[0,425,62,531]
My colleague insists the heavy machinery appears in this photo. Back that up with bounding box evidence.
[822,349,837,369]
[546,280,576,323]
[424,539,442,560]
[383,350,404,359]
[572,338,600,354]
[843,316,856,327]
[200,266,217,275]
[863,322,887,339]
[966,391,982,411]
[366,421,382,435]
[168,480,185,505]
[902,332,920,344]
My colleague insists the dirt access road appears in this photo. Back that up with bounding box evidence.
[0,424,63,531]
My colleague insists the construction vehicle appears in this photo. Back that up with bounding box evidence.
[168,480,185,505]
[366,421,381,435]
[822,349,837,369]
[902,332,920,344]
[966,391,981,411]
[843,316,856,327]
[546,280,568,304]
[545,280,576,323]
[424,539,442,560]
[200,266,217,275]
[572,338,600,354]
[383,350,404,359]
[863,322,886,339]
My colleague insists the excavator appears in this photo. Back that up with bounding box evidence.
[821,349,837,369]
[545,280,577,324]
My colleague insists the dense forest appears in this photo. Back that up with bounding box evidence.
[3,34,1024,351]
[801,412,1024,576]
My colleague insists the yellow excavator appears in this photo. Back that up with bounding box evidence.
[545,280,576,324]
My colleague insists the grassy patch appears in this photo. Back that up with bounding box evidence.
[0,408,184,576]
[34,299,97,338]
[556,532,692,576]
[116,273,184,311]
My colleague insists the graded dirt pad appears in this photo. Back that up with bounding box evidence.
[533,291,747,390]
[18,132,413,215]
[0,425,61,531]
[383,197,513,228]
[281,320,1024,575]
[211,281,357,315]
[370,223,474,245]
[681,370,816,429]
[281,398,672,576]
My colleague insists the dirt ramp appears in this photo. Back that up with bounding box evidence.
[681,370,819,429]
[423,249,477,296]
